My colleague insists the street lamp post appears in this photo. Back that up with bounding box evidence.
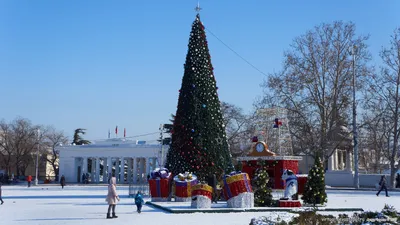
[351,45,359,189]
[159,124,164,167]
[34,129,40,186]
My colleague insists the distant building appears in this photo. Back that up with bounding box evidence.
[57,138,168,184]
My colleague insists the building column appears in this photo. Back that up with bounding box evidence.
[107,157,112,183]
[120,157,125,183]
[139,158,145,183]
[152,158,157,171]
[91,158,96,181]
[339,150,344,170]
[328,155,333,171]
[102,158,107,183]
[333,149,338,170]
[127,158,132,184]
[133,158,138,184]
[115,157,119,182]
[58,158,65,182]
[81,157,88,182]
[146,157,151,180]
[95,157,100,183]
[346,150,353,172]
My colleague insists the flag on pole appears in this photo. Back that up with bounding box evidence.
[124,128,126,138]
[108,129,111,139]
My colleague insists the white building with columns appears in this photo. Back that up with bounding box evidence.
[57,138,168,184]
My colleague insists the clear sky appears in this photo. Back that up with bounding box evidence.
[1,0,399,142]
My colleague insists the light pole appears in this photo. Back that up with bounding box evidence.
[34,129,40,186]
[350,45,359,189]
[159,124,164,167]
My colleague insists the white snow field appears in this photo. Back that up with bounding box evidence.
[0,185,399,225]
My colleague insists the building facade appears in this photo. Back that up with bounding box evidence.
[57,138,167,184]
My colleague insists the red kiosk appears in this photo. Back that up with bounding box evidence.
[237,141,303,190]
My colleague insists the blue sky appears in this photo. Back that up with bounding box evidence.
[0,1,399,141]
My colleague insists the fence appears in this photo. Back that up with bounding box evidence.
[129,183,150,197]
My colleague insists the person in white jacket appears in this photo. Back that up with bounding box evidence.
[105,176,119,219]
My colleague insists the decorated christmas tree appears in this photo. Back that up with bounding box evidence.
[301,155,327,206]
[253,167,273,207]
[166,12,234,181]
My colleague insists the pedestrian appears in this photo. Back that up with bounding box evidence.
[60,175,66,189]
[396,174,400,188]
[207,173,218,203]
[27,175,32,187]
[376,175,389,197]
[0,182,4,205]
[82,173,86,184]
[105,176,119,219]
[134,191,144,213]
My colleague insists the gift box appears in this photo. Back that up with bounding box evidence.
[191,184,213,200]
[148,168,171,199]
[222,172,252,200]
[149,179,170,198]
[174,172,198,198]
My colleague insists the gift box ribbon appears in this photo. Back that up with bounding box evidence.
[156,179,161,197]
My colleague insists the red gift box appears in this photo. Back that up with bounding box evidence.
[175,179,198,198]
[149,178,170,198]
[191,184,213,200]
[297,175,308,194]
[278,200,301,207]
[223,173,252,200]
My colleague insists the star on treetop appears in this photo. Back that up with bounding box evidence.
[195,2,202,13]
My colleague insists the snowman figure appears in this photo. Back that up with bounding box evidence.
[281,169,298,200]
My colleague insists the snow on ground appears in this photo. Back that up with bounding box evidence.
[0,185,399,225]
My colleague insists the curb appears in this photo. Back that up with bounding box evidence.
[326,188,400,192]
[145,202,364,214]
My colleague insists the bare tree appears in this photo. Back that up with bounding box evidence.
[12,118,40,176]
[0,120,14,174]
[261,21,372,163]
[42,126,68,181]
[221,102,254,157]
[360,100,390,174]
[0,118,40,176]
[364,28,400,187]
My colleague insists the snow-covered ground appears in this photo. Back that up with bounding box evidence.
[0,185,399,225]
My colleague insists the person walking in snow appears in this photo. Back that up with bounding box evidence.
[105,176,119,219]
[376,175,389,197]
[0,182,4,205]
[27,175,32,187]
[60,175,66,189]
[134,191,144,213]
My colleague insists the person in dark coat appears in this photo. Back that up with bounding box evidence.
[60,175,66,189]
[134,191,144,213]
[207,173,218,203]
[0,182,4,205]
[376,175,389,197]
[396,174,400,188]
[82,173,86,184]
